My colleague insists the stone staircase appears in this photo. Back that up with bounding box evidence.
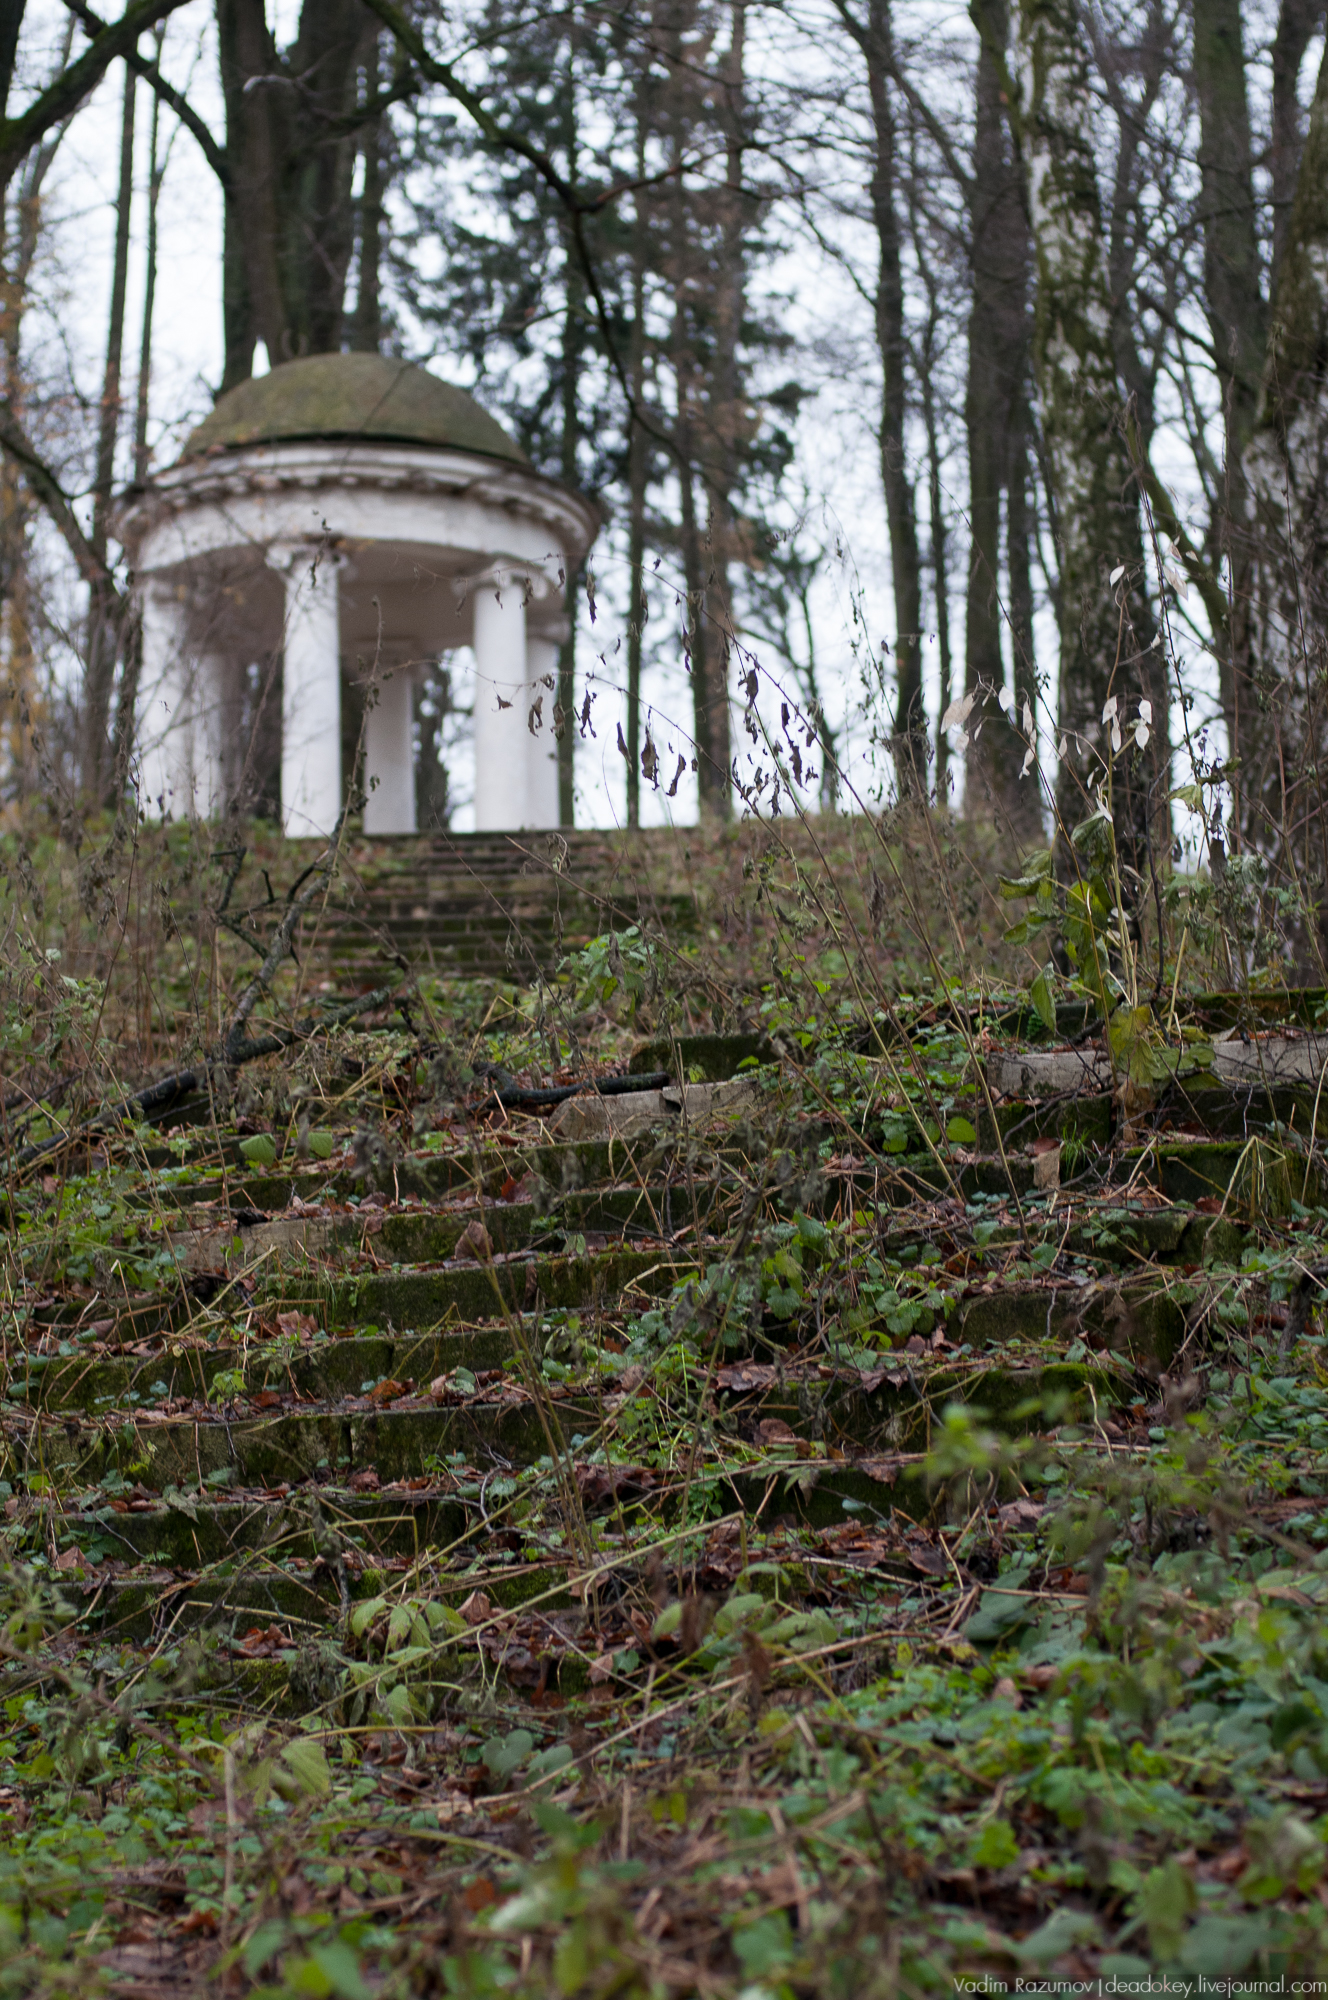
[7,1009,1314,1691]
[321,829,698,981]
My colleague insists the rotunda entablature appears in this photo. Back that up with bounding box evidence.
[122,440,599,593]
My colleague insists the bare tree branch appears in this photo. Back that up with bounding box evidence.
[0,0,191,191]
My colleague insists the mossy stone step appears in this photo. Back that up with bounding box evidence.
[13,1326,521,1412]
[9,1345,1130,1503]
[980,1083,1328,1154]
[165,1181,731,1277]
[73,1548,572,1647]
[39,1484,474,1567]
[29,1243,703,1347]
[8,1395,602,1491]
[138,1131,742,1213]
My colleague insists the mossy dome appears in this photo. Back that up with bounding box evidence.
[183,352,528,466]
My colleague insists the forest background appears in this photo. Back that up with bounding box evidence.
[0,0,1324,913]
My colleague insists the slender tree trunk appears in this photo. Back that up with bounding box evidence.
[1271,0,1326,278]
[132,28,163,487]
[796,587,839,813]
[1192,0,1264,803]
[1246,41,1328,912]
[697,0,747,822]
[1007,409,1039,830]
[625,156,647,830]
[557,264,581,828]
[117,29,166,794]
[556,30,582,828]
[914,248,952,806]
[964,0,1033,824]
[663,0,733,824]
[83,56,135,797]
[677,443,717,798]
[855,0,923,785]
[1014,0,1156,868]
[351,34,383,353]
[0,25,70,797]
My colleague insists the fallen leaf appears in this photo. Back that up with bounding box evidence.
[757,1417,797,1445]
[236,1625,289,1657]
[455,1220,493,1262]
[459,1589,492,1627]
[367,1378,413,1406]
[275,1310,318,1341]
[177,1908,218,1935]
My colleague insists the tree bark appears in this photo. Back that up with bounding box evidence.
[1014,0,1158,867]
[82,55,135,797]
[216,0,375,386]
[1245,41,1328,905]
[625,130,648,831]
[350,34,384,354]
[132,25,163,486]
[1271,0,1326,278]
[964,0,1032,826]
[1191,0,1265,823]
[849,0,923,785]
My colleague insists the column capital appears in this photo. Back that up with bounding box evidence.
[454,562,560,609]
[266,537,344,580]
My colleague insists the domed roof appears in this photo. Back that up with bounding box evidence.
[183,353,528,466]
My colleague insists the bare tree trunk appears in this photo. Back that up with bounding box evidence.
[82,55,135,798]
[557,257,582,829]
[625,148,647,830]
[1271,0,1327,277]
[116,26,166,794]
[351,32,383,353]
[1246,40,1328,914]
[964,0,1035,827]
[132,25,164,487]
[911,218,952,807]
[662,0,734,823]
[844,0,923,785]
[0,25,69,797]
[1007,408,1039,822]
[1192,0,1264,799]
[1013,0,1156,867]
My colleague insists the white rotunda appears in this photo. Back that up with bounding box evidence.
[122,353,600,836]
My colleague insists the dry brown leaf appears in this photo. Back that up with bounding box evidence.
[455,1220,494,1262]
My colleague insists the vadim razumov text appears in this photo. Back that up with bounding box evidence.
[954,1980,1328,1997]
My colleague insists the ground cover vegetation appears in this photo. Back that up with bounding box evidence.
[0,769,1324,1998]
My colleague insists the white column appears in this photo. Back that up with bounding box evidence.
[363,665,417,835]
[524,634,562,829]
[472,570,528,832]
[137,581,192,820]
[273,543,342,838]
[194,653,229,818]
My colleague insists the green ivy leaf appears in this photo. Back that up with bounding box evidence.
[1029,965,1057,1034]
[280,1738,331,1798]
